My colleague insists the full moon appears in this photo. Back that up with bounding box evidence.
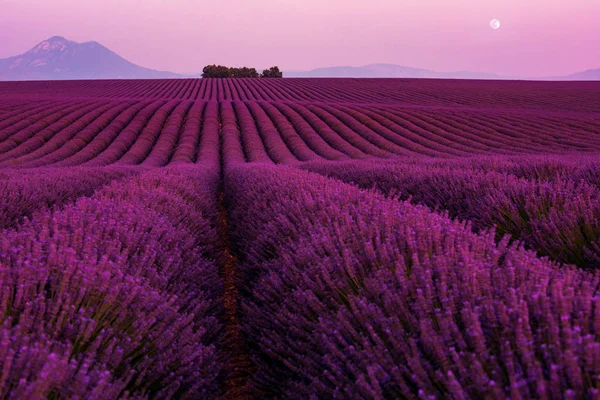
[490,19,501,29]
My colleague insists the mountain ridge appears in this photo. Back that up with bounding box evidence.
[565,68,600,81]
[285,63,599,81]
[0,36,181,81]
[285,63,510,79]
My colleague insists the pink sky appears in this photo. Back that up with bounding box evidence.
[0,0,598,76]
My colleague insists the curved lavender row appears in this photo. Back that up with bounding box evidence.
[18,101,135,168]
[195,101,221,167]
[0,101,78,145]
[306,104,393,158]
[425,153,600,186]
[229,80,249,101]
[0,165,224,398]
[241,79,268,101]
[84,100,167,166]
[225,163,600,399]
[368,107,493,155]
[301,159,600,268]
[142,100,194,167]
[271,102,349,160]
[245,102,297,164]
[170,101,206,165]
[362,107,476,156]
[286,103,368,159]
[0,166,136,230]
[0,102,118,167]
[218,78,228,101]
[115,100,180,165]
[318,153,600,184]
[232,101,273,163]
[319,104,418,157]
[258,101,322,162]
[437,112,584,153]
[333,105,448,157]
[0,101,57,132]
[0,102,87,156]
[220,101,247,167]
[473,112,600,151]
[0,102,107,163]
[385,109,509,154]
[403,110,527,154]
[51,101,150,167]
[0,101,69,139]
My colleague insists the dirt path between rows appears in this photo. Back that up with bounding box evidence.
[218,190,254,399]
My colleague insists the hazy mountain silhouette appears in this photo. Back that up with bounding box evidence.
[285,63,600,80]
[0,36,180,81]
[565,68,600,81]
[285,64,510,79]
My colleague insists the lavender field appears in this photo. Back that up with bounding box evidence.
[1,78,600,399]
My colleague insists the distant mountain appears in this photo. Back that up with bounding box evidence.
[286,63,600,81]
[0,36,180,81]
[285,63,510,79]
[565,68,600,81]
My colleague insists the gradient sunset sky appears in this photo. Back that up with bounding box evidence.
[1,0,598,76]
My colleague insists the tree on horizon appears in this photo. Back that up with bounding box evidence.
[201,64,232,78]
[261,66,283,78]
[201,65,282,78]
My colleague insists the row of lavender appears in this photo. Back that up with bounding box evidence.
[0,165,226,398]
[0,167,137,229]
[224,163,600,398]
[2,157,600,398]
[0,100,222,168]
[6,99,595,167]
[1,98,598,168]
[301,154,600,269]
[1,79,599,113]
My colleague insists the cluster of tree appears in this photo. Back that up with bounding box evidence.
[260,66,283,78]
[201,65,283,78]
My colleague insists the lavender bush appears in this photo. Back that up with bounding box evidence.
[0,165,225,398]
[225,163,600,399]
[0,167,136,230]
[302,158,600,268]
